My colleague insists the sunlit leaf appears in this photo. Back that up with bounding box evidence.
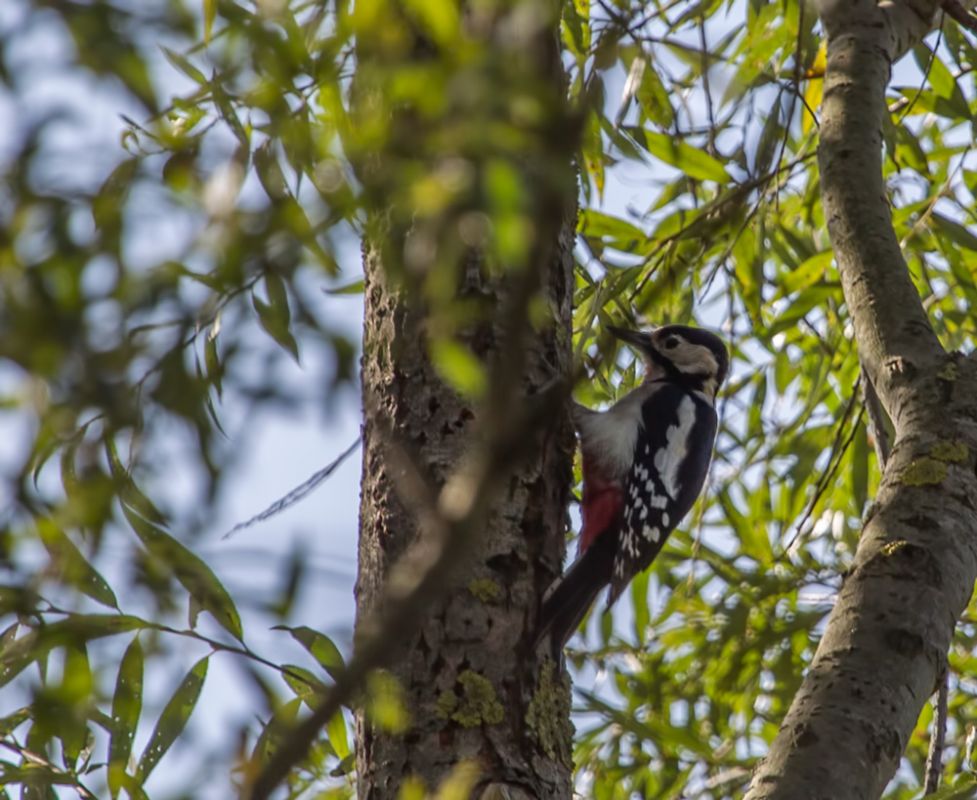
[108,636,143,800]
[135,657,208,782]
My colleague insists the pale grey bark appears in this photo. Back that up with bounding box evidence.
[745,2,977,798]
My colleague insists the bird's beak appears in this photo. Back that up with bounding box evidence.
[607,324,655,352]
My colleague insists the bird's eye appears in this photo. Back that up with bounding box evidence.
[664,337,679,350]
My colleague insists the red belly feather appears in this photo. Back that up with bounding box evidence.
[579,459,623,554]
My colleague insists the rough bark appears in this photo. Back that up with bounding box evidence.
[353,3,577,797]
[355,240,575,797]
[745,1,977,798]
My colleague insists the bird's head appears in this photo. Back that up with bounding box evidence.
[608,323,729,399]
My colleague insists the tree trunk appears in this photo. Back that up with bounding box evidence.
[745,1,977,797]
[352,3,577,796]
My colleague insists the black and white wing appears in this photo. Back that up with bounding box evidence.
[609,384,717,603]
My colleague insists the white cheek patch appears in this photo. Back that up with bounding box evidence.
[675,344,719,377]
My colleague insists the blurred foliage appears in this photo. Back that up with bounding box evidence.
[1,0,977,797]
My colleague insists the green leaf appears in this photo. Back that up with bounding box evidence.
[325,279,365,295]
[630,129,729,182]
[326,711,350,760]
[0,616,145,688]
[273,626,345,681]
[578,208,646,247]
[429,339,486,399]
[252,698,302,765]
[636,59,674,129]
[781,251,832,295]
[92,158,139,235]
[253,276,300,363]
[120,505,243,641]
[36,519,118,609]
[0,707,30,737]
[108,636,143,799]
[136,656,208,782]
[160,46,206,85]
[104,438,167,526]
[281,664,328,708]
[920,775,977,800]
[931,213,977,252]
[402,0,459,48]
[254,141,288,200]
[203,0,216,42]
[58,644,93,766]
[913,44,969,115]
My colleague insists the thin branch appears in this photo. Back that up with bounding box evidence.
[862,373,891,467]
[782,379,862,555]
[924,672,949,794]
[222,438,361,539]
[942,0,977,31]
[897,21,943,125]
[699,18,717,157]
[0,739,96,799]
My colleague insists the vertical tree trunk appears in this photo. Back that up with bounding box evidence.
[355,240,574,796]
[352,2,578,796]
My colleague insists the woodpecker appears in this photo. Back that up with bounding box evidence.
[536,323,728,653]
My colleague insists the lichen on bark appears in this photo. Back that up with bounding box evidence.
[436,670,505,728]
[526,660,573,767]
[467,577,503,603]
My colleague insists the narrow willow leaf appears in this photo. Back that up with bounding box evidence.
[780,251,831,295]
[252,697,302,764]
[254,141,288,200]
[36,519,118,609]
[325,278,364,295]
[273,625,345,681]
[108,636,143,800]
[120,505,243,640]
[160,46,207,85]
[203,0,216,42]
[633,130,728,182]
[253,285,300,363]
[0,706,30,737]
[104,438,167,526]
[922,775,977,800]
[802,41,826,135]
[0,615,144,688]
[135,657,208,782]
[636,59,674,129]
[931,213,977,252]
[281,664,327,709]
[92,158,139,233]
[326,711,350,761]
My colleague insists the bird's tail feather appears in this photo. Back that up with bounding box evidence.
[534,536,615,656]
